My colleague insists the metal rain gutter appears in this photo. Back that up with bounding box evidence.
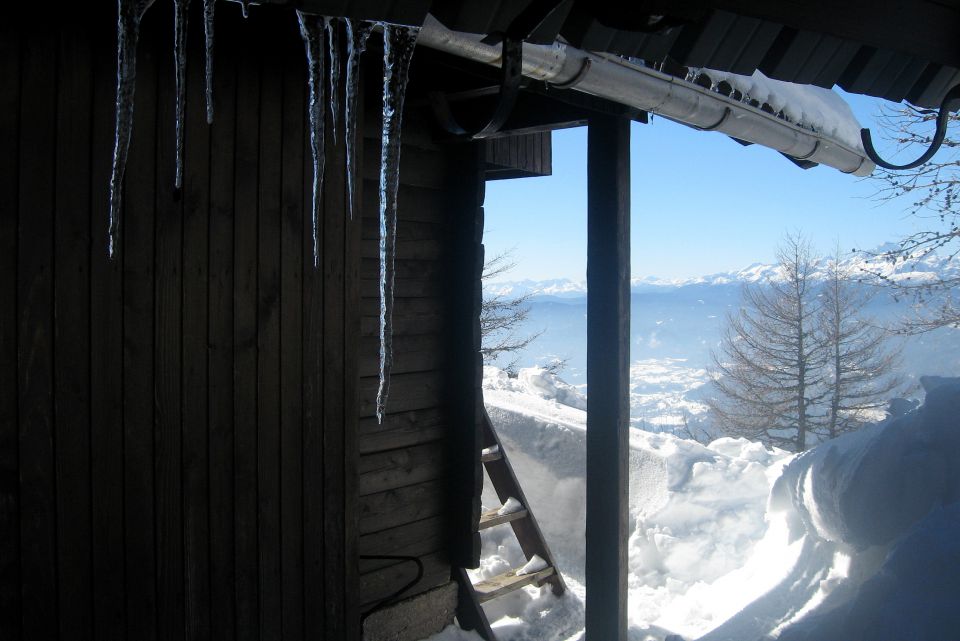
[418,15,875,177]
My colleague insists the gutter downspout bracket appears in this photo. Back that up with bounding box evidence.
[694,106,732,131]
[860,84,960,170]
[429,0,570,140]
[429,37,524,139]
[549,57,591,90]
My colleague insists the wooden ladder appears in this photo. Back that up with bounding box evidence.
[455,408,566,640]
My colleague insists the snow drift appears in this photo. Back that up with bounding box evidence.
[467,367,960,641]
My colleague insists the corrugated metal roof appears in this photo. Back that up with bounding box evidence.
[428,1,960,108]
[566,14,960,108]
[279,0,960,109]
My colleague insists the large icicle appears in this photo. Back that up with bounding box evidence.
[297,11,326,269]
[325,17,341,143]
[173,0,191,190]
[376,24,420,423]
[203,0,215,124]
[344,19,373,220]
[108,0,155,258]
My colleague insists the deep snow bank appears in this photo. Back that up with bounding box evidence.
[474,367,960,641]
[772,382,960,548]
[481,367,793,639]
[770,382,960,641]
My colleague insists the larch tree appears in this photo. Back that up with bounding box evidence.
[707,235,827,452]
[819,251,903,440]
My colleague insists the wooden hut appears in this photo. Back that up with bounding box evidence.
[1,1,958,640]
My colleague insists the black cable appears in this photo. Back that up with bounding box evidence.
[358,554,425,624]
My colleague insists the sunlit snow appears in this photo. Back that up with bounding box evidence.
[454,367,960,641]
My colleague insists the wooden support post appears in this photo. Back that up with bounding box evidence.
[585,114,631,641]
[447,142,486,569]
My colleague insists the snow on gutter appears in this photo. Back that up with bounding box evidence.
[418,15,874,177]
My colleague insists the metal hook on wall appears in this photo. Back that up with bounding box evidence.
[860,84,960,171]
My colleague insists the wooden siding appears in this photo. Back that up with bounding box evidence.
[356,94,485,610]
[1,4,360,640]
[484,132,553,181]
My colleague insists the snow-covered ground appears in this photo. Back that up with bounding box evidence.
[482,252,960,414]
[425,367,960,641]
[629,358,711,431]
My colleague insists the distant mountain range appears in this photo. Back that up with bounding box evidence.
[482,245,960,394]
[484,245,958,300]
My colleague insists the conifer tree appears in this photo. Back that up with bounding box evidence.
[708,235,826,451]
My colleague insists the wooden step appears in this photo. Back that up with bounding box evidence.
[478,506,528,530]
[473,566,556,603]
[480,446,502,463]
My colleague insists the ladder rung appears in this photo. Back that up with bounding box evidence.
[478,506,528,530]
[480,448,502,463]
[473,566,555,603]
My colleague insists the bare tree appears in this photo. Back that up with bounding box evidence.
[480,250,543,369]
[819,250,903,439]
[865,105,960,332]
[676,410,715,446]
[709,237,905,451]
[708,235,826,451]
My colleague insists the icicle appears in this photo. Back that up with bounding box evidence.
[203,0,215,124]
[376,24,420,423]
[239,0,249,18]
[297,11,326,269]
[108,0,155,258]
[173,0,190,190]
[344,19,373,220]
[325,17,341,144]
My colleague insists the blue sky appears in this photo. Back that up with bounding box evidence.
[483,92,925,281]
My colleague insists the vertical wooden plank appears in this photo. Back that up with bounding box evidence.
[257,44,283,641]
[89,17,126,641]
[279,43,305,641]
[122,23,159,641]
[233,33,261,641]
[585,115,630,641]
[446,142,485,569]
[301,58,325,641]
[542,131,552,175]
[154,3,185,635]
[341,56,362,641]
[17,29,58,641]
[207,21,238,641]
[182,17,212,639]
[322,60,348,641]
[53,27,94,641]
[0,26,22,641]
[524,134,534,176]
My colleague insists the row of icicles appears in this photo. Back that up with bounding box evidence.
[108,0,420,422]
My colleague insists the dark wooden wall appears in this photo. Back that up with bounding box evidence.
[355,101,485,610]
[485,132,553,181]
[0,4,364,639]
[2,1,492,637]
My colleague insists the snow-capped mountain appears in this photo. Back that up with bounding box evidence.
[484,246,959,299]
[482,245,960,421]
